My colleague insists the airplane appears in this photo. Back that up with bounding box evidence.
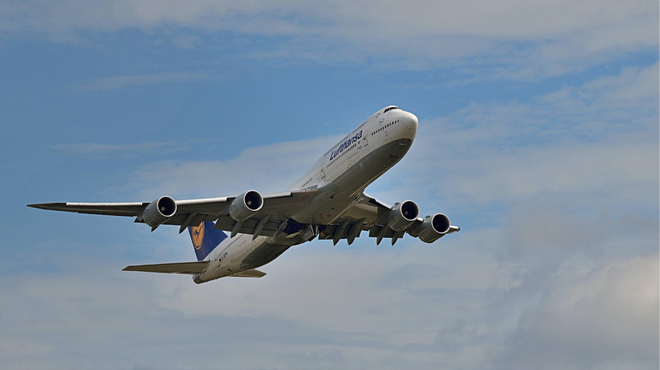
[29,106,459,283]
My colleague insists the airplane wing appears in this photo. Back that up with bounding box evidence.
[29,188,458,245]
[28,189,320,235]
[319,192,460,245]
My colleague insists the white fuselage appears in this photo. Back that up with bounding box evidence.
[194,106,418,283]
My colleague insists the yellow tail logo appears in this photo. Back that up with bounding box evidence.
[191,222,205,250]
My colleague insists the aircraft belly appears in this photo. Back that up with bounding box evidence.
[240,242,291,270]
[294,138,413,224]
[332,138,413,196]
[197,235,268,282]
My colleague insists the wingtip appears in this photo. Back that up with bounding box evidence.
[27,202,65,210]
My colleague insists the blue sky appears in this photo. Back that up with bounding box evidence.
[1,1,658,369]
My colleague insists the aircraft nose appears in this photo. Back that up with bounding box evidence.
[402,111,418,131]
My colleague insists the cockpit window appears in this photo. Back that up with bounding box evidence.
[383,106,399,113]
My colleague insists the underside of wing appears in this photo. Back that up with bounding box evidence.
[323,192,460,245]
[28,189,320,235]
[29,188,459,245]
[230,269,266,278]
[316,192,391,245]
[338,192,391,225]
[170,190,319,236]
[123,261,208,275]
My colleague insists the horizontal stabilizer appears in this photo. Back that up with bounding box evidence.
[123,261,208,275]
[230,269,266,278]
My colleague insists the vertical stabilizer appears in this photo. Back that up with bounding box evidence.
[188,221,227,261]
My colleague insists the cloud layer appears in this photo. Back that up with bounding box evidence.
[2,1,657,77]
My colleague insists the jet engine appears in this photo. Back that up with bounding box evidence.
[418,213,451,243]
[142,196,177,228]
[229,190,263,221]
[387,200,420,231]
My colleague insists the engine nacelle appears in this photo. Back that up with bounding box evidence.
[142,196,177,228]
[229,190,263,222]
[418,213,451,243]
[387,200,420,231]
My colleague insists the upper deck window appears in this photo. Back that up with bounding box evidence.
[383,106,399,114]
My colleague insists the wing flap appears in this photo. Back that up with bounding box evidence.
[212,216,281,236]
[334,192,388,228]
[123,261,208,275]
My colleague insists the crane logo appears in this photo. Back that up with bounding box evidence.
[191,222,205,250]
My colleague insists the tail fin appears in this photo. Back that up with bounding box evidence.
[188,221,228,261]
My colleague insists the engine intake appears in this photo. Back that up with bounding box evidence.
[229,190,263,221]
[142,196,177,228]
[418,213,451,243]
[387,200,420,231]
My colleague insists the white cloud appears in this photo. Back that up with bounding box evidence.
[446,139,656,205]
[497,253,659,369]
[3,207,655,369]
[1,0,656,78]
